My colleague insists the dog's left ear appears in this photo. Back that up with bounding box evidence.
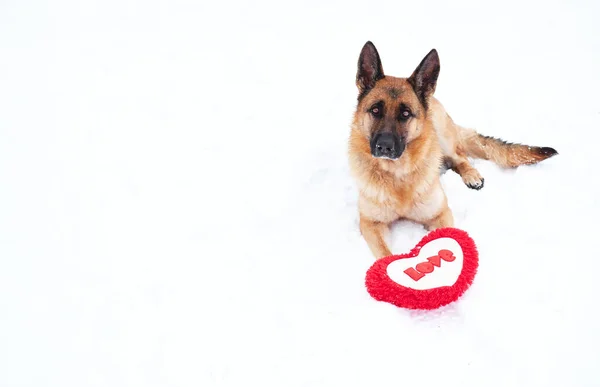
[408,49,440,108]
[356,41,384,95]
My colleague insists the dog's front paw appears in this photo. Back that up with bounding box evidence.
[461,170,484,190]
[467,178,484,190]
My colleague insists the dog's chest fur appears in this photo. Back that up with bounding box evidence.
[350,131,445,224]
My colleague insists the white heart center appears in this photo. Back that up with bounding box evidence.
[387,237,464,290]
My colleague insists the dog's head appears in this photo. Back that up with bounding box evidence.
[354,41,440,160]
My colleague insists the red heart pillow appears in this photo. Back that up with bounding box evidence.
[365,228,478,310]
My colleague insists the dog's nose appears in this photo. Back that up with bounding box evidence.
[372,133,403,159]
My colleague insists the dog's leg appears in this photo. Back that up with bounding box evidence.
[449,152,484,190]
[424,206,454,231]
[359,217,392,259]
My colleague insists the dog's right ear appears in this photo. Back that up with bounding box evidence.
[356,41,384,96]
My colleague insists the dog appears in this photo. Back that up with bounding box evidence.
[348,41,557,259]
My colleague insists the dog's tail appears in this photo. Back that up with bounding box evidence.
[458,127,558,168]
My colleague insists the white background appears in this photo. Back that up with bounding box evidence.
[1,0,599,386]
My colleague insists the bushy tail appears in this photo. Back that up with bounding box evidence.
[459,128,558,168]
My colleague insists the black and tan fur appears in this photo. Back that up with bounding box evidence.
[348,42,557,259]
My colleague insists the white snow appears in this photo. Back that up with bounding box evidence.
[1,0,599,386]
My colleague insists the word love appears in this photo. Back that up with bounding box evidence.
[403,249,456,281]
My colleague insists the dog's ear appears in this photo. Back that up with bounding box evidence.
[356,41,384,95]
[408,49,440,108]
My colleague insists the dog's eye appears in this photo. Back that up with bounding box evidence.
[370,106,382,118]
[399,109,412,120]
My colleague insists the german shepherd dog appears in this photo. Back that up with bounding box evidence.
[348,42,557,259]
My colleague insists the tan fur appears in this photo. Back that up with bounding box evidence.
[349,44,557,259]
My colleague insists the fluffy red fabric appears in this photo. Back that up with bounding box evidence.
[365,227,478,310]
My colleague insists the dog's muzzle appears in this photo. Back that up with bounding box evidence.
[370,132,405,160]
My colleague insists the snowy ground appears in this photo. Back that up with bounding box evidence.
[1,0,600,386]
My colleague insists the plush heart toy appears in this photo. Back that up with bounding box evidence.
[365,228,478,310]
